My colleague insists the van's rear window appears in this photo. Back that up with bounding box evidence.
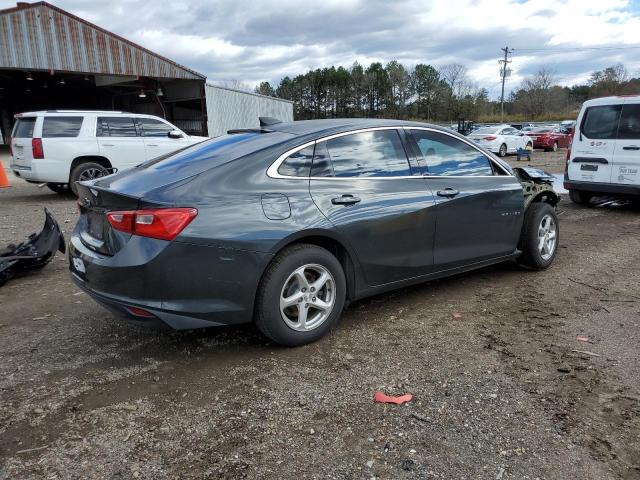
[12,118,36,138]
[43,117,83,138]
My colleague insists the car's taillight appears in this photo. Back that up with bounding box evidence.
[106,208,197,241]
[566,130,575,163]
[32,138,44,159]
[484,136,497,141]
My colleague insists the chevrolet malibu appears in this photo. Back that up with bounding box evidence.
[69,119,560,346]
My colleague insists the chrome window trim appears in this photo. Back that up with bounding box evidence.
[266,125,514,180]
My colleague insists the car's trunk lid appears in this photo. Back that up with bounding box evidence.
[75,182,142,256]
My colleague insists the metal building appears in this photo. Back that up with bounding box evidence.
[0,1,293,142]
[205,84,293,137]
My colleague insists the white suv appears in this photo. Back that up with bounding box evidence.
[9,111,207,195]
[565,96,640,203]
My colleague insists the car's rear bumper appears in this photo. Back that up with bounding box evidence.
[533,140,552,149]
[563,177,640,196]
[11,159,69,183]
[68,228,272,329]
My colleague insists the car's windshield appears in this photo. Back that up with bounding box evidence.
[532,129,552,133]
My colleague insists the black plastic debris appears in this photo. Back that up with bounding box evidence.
[0,208,65,286]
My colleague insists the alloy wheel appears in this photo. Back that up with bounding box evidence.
[78,167,106,182]
[538,214,557,260]
[280,264,336,332]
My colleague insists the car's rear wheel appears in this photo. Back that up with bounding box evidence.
[46,183,69,194]
[70,162,108,196]
[498,143,507,157]
[255,244,346,346]
[518,202,559,270]
[568,189,593,205]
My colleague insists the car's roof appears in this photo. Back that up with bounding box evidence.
[582,95,640,107]
[265,118,453,138]
[15,110,167,117]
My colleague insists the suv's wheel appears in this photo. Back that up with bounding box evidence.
[568,189,593,205]
[255,244,346,346]
[518,202,559,270]
[498,143,507,157]
[46,183,69,194]
[69,162,108,196]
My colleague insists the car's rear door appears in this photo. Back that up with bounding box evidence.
[610,100,640,186]
[96,116,146,170]
[308,128,437,286]
[10,116,37,169]
[406,128,524,270]
[568,104,620,184]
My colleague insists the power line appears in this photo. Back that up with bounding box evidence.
[513,45,640,53]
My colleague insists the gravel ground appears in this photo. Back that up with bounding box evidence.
[1,147,639,479]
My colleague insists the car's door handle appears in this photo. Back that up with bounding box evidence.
[437,188,460,198]
[101,143,114,147]
[147,144,158,147]
[331,195,361,206]
[623,145,640,150]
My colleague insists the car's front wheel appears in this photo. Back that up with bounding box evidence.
[518,202,559,270]
[255,244,346,346]
[70,162,108,196]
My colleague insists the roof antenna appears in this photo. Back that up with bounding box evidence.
[259,117,281,127]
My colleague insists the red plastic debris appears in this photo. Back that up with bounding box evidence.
[576,335,590,343]
[374,391,413,405]
[452,313,462,319]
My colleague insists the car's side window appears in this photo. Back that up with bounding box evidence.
[278,145,314,177]
[42,117,83,138]
[96,117,138,137]
[139,118,174,138]
[617,104,640,140]
[411,129,495,176]
[319,129,411,178]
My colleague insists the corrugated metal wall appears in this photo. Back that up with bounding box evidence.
[0,3,204,80]
[205,85,294,137]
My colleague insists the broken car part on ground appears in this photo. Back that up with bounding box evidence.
[0,208,65,286]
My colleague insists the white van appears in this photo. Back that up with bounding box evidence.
[565,95,640,203]
[9,111,207,195]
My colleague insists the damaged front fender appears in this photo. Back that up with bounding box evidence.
[513,167,560,209]
[0,208,66,286]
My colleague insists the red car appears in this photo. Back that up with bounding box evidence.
[528,127,572,152]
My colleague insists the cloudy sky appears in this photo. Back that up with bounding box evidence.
[5,0,640,97]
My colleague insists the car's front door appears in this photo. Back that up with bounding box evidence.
[610,101,640,186]
[406,128,524,270]
[96,117,147,170]
[309,128,438,286]
[138,118,188,159]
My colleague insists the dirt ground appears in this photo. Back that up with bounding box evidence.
[1,146,639,479]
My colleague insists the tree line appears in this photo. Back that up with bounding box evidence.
[254,62,639,122]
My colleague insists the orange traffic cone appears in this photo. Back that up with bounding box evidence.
[0,163,11,188]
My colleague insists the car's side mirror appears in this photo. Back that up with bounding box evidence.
[168,130,183,139]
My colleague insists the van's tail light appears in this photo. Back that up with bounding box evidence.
[107,208,197,241]
[483,136,497,141]
[32,138,44,159]
[566,130,576,163]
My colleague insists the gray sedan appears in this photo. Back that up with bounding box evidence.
[69,118,559,346]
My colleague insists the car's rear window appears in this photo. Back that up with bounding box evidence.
[12,118,36,138]
[42,116,83,138]
[581,105,621,139]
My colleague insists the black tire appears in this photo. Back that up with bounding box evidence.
[46,183,69,194]
[255,244,346,346]
[517,202,559,270]
[69,162,108,196]
[498,143,507,157]
[568,189,593,205]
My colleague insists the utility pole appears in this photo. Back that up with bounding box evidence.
[499,46,512,123]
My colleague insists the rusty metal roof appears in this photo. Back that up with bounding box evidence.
[0,2,205,80]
